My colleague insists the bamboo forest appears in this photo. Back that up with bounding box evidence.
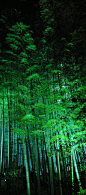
[0,1,86,195]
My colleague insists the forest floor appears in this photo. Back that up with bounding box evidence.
[0,175,84,195]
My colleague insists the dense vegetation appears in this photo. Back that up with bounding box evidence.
[0,1,86,195]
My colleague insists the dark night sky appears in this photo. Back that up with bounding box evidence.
[0,0,38,16]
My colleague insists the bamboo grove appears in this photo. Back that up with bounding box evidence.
[0,1,86,195]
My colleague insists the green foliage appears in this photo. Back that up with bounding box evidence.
[52,70,62,74]
[6,169,19,177]
[27,73,40,81]
[30,130,44,137]
[21,114,35,122]
[2,21,37,81]
[77,188,86,195]
[26,45,36,51]
[0,8,21,28]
